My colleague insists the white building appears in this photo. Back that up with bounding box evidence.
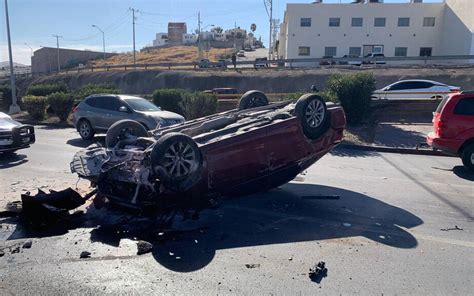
[278,0,474,64]
[183,33,198,44]
[153,33,168,47]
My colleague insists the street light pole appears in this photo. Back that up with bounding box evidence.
[52,34,62,72]
[4,0,20,114]
[92,25,106,64]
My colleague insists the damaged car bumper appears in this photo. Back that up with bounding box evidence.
[0,125,35,152]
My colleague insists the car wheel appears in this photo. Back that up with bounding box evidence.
[151,133,203,192]
[105,119,149,148]
[461,143,474,172]
[238,90,269,110]
[295,94,330,139]
[78,119,95,140]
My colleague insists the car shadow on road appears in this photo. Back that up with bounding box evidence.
[0,153,28,169]
[452,166,474,181]
[66,136,105,148]
[2,183,423,273]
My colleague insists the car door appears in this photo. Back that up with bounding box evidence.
[386,82,410,99]
[451,97,474,140]
[83,96,108,130]
[101,96,131,128]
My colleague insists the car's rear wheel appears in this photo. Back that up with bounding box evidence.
[151,133,203,192]
[461,143,474,172]
[78,119,95,140]
[238,90,269,110]
[105,119,149,148]
[295,94,330,139]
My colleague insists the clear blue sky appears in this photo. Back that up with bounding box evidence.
[1,0,442,65]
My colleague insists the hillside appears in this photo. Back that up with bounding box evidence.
[91,46,232,66]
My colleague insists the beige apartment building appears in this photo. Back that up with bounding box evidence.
[278,0,473,64]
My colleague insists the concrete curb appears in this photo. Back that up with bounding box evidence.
[339,143,456,157]
[17,120,73,129]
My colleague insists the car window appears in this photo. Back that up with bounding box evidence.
[85,97,106,109]
[454,98,474,115]
[102,97,122,111]
[436,96,450,113]
[124,98,160,111]
[388,82,409,91]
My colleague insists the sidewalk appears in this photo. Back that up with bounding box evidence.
[373,122,432,148]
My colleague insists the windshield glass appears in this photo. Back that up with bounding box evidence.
[124,97,161,111]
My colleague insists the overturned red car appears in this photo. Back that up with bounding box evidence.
[71,91,346,209]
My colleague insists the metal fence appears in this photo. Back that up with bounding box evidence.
[1,54,473,79]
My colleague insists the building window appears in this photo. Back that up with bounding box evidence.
[398,17,410,27]
[374,18,386,27]
[298,46,310,56]
[420,47,432,56]
[325,47,337,57]
[423,17,435,27]
[352,18,363,27]
[349,47,361,56]
[300,18,311,27]
[394,47,408,57]
[329,18,340,27]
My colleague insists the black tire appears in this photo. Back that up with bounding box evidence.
[461,143,474,172]
[78,119,95,140]
[294,94,330,139]
[151,133,203,192]
[105,119,149,148]
[238,90,269,110]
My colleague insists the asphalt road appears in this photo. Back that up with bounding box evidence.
[1,126,473,295]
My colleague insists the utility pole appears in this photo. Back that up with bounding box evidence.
[4,0,20,113]
[198,12,202,59]
[52,34,62,72]
[92,25,106,64]
[233,21,237,50]
[264,0,273,59]
[130,8,137,68]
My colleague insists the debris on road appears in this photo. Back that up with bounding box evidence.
[309,261,327,283]
[440,225,463,231]
[80,251,91,258]
[22,240,32,249]
[245,263,260,269]
[136,240,153,255]
[301,195,340,200]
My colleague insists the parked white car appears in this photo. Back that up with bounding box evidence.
[372,80,461,100]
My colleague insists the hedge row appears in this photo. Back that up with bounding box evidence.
[152,89,218,119]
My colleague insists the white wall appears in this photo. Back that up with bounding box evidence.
[441,0,474,56]
[153,33,168,47]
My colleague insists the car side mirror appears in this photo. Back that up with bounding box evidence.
[119,106,129,112]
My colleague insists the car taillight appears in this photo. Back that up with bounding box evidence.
[436,119,447,137]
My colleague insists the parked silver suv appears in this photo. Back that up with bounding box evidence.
[72,94,185,140]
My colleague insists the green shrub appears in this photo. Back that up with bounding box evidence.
[47,92,75,121]
[182,92,218,119]
[22,95,47,120]
[326,73,376,124]
[73,83,119,101]
[27,83,69,96]
[152,89,187,115]
[152,89,218,119]
[0,85,12,111]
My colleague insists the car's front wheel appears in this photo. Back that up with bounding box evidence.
[295,94,330,139]
[461,143,474,172]
[105,119,149,148]
[78,119,95,140]
[151,133,203,192]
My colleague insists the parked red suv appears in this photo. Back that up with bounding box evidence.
[427,91,474,171]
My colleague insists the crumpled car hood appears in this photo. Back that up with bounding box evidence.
[0,112,21,131]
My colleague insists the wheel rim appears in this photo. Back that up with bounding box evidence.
[305,99,325,127]
[470,152,474,164]
[80,122,90,137]
[163,142,197,178]
[247,97,265,108]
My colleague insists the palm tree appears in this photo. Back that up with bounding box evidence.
[250,23,257,33]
